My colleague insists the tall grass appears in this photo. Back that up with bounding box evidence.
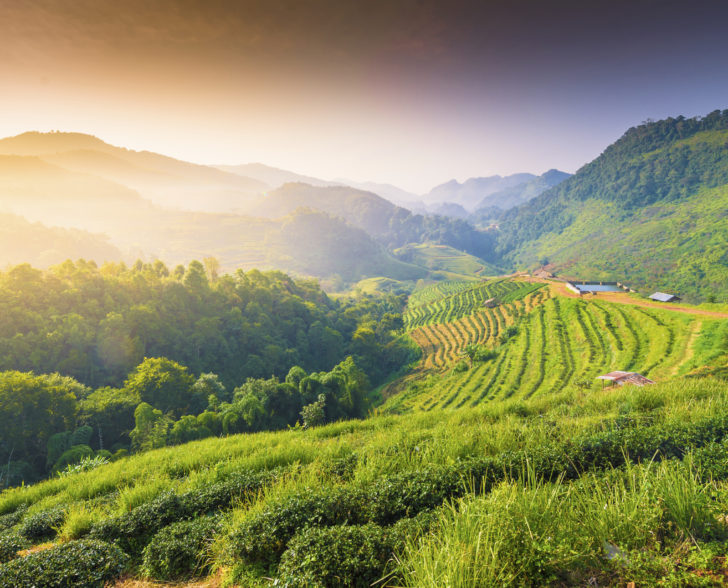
[398,458,728,587]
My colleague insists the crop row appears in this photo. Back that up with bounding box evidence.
[404,280,544,329]
[390,292,699,414]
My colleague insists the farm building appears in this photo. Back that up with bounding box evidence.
[596,371,655,387]
[649,292,681,302]
[483,298,498,308]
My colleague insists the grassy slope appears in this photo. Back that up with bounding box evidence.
[2,278,728,586]
[3,377,728,585]
[393,243,501,280]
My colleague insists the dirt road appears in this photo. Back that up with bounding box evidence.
[542,280,728,319]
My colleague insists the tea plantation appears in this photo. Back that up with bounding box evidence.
[1,278,728,586]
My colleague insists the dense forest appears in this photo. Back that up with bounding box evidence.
[0,260,415,486]
[498,110,728,252]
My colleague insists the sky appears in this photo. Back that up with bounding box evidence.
[1,0,728,193]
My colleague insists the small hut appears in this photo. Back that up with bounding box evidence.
[483,298,498,308]
[596,371,655,387]
[649,292,681,303]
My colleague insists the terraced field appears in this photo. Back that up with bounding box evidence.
[384,279,726,414]
[404,278,543,329]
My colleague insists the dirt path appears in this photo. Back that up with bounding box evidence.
[527,279,728,319]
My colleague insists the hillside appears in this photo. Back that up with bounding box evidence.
[498,111,728,302]
[0,132,267,212]
[425,173,536,211]
[469,169,571,225]
[382,277,727,413]
[393,243,500,279]
[1,276,727,586]
[0,214,122,267]
[0,133,500,286]
[242,182,499,262]
[217,162,334,189]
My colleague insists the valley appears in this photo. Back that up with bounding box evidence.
[1,111,728,587]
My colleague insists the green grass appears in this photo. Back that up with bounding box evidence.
[3,278,728,585]
[3,376,728,585]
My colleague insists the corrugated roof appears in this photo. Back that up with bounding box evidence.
[649,292,678,302]
[596,371,655,386]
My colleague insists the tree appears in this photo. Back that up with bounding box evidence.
[130,402,171,452]
[0,371,81,474]
[301,394,326,429]
[78,386,138,451]
[123,358,195,416]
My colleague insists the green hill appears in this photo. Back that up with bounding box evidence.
[0,132,267,212]
[243,182,499,262]
[498,110,728,302]
[0,214,122,268]
[1,270,728,586]
[393,243,501,279]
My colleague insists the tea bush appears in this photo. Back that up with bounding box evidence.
[141,515,222,581]
[277,523,399,588]
[229,486,369,567]
[277,513,436,587]
[0,506,26,533]
[0,539,128,587]
[90,468,276,557]
[0,532,29,564]
[17,505,66,541]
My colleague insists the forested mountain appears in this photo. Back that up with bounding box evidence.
[425,173,536,211]
[469,169,570,225]
[0,132,266,212]
[243,182,499,261]
[498,110,728,302]
[0,214,121,267]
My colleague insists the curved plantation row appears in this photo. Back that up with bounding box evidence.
[405,280,474,310]
[404,279,542,329]
[392,293,704,414]
[5,398,728,586]
[409,291,547,370]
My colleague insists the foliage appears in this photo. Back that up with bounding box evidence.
[141,516,221,581]
[0,532,29,564]
[17,505,66,541]
[57,455,110,478]
[0,539,129,587]
[277,522,400,588]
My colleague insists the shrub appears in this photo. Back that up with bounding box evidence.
[277,514,435,588]
[229,486,368,567]
[17,505,66,541]
[90,469,276,557]
[278,523,398,587]
[89,491,186,556]
[366,466,465,525]
[141,516,222,581]
[0,539,128,587]
[51,444,94,473]
[0,532,29,564]
[0,506,26,533]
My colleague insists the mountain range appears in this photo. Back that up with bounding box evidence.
[1,111,727,301]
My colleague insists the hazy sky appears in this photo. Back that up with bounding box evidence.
[2,0,728,193]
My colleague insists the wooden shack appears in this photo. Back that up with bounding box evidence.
[596,371,655,387]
